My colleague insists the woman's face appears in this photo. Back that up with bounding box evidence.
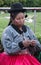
[12,12,25,26]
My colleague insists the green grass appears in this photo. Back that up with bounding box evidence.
[0,12,41,43]
[0,13,10,38]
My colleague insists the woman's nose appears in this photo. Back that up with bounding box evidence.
[20,18,24,22]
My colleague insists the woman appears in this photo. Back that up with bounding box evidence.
[0,2,41,65]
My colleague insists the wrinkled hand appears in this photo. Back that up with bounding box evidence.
[22,39,36,47]
[22,39,31,47]
[30,40,36,46]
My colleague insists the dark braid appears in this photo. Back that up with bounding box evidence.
[8,13,19,26]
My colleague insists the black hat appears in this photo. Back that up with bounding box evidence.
[8,2,27,13]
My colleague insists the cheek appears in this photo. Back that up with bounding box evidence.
[15,19,19,22]
[14,19,24,25]
[14,20,20,25]
[15,20,22,24]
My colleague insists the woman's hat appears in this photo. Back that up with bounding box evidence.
[8,2,27,13]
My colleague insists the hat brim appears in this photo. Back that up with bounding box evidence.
[8,9,27,13]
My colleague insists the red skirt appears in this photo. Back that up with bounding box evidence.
[0,52,41,65]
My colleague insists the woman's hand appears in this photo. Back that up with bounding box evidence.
[22,39,31,47]
[22,39,36,47]
[30,40,36,46]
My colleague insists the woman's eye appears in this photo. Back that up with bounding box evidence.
[17,18,20,20]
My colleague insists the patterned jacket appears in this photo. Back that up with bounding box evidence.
[1,24,41,55]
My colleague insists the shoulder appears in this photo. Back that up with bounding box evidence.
[2,25,11,34]
[24,25,33,35]
[24,25,31,31]
[2,25,14,37]
[2,25,15,34]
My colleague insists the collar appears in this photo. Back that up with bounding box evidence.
[11,24,27,34]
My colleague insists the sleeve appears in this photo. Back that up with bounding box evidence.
[1,30,24,54]
[28,27,41,51]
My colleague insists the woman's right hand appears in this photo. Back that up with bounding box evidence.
[22,39,31,47]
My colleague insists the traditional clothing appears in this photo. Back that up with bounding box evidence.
[0,52,41,65]
[1,24,41,54]
[0,24,41,65]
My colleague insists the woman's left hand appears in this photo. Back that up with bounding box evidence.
[30,40,36,46]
